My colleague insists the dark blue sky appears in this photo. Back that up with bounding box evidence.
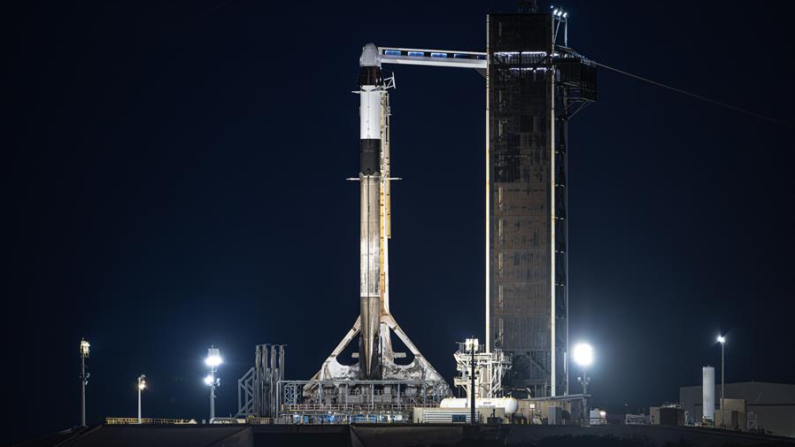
[3,0,794,443]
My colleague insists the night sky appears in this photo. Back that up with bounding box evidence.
[4,0,795,443]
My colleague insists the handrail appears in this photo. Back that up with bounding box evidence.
[105,417,198,425]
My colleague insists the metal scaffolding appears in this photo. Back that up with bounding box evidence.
[279,379,448,423]
[452,341,512,400]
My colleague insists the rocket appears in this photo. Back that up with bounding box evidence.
[307,43,447,390]
[358,43,383,379]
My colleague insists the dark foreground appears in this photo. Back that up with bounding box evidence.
[15,424,795,447]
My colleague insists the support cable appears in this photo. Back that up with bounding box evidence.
[592,61,793,129]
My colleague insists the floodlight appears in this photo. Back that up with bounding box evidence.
[205,356,222,367]
[80,338,91,357]
[205,347,222,367]
[204,374,215,386]
[599,410,607,417]
[572,343,594,367]
[138,375,147,390]
[553,9,559,15]
[717,335,725,344]
[563,12,568,18]
[465,338,479,352]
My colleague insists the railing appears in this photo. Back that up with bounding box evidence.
[105,417,197,425]
[246,417,275,425]
[281,402,438,413]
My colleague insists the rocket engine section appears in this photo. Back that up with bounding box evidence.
[358,43,384,379]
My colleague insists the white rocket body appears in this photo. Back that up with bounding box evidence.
[358,43,383,379]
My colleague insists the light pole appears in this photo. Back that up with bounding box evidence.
[204,347,222,421]
[138,375,146,424]
[79,338,90,427]
[573,342,593,426]
[465,338,479,425]
[717,335,726,428]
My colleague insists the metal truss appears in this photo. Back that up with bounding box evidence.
[453,342,512,400]
[279,379,448,419]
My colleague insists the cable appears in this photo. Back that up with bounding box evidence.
[592,61,793,129]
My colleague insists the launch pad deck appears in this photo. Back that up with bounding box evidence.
[18,424,795,447]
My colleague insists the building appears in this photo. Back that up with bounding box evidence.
[515,395,589,425]
[486,6,596,397]
[680,381,795,437]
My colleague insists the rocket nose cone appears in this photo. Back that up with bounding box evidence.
[359,43,381,68]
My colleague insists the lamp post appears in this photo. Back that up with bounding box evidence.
[573,342,593,426]
[79,338,90,427]
[137,375,146,424]
[717,335,726,428]
[465,338,479,425]
[204,347,222,421]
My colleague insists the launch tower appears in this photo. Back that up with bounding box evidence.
[486,7,596,398]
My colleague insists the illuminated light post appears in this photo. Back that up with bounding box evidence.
[573,342,594,426]
[204,347,222,421]
[138,375,146,424]
[717,335,726,428]
[79,338,90,427]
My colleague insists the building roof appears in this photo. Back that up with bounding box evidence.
[680,381,795,405]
